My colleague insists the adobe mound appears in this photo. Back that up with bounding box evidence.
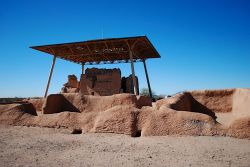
[189,89,234,113]
[190,88,250,126]
[91,105,140,136]
[0,103,37,125]
[42,93,151,114]
[0,89,249,139]
[227,116,250,139]
[27,98,44,112]
[155,92,216,119]
[138,106,218,136]
[0,103,37,116]
[156,88,250,127]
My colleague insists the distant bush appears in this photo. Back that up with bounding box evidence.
[140,88,155,98]
[140,88,166,102]
[0,97,25,103]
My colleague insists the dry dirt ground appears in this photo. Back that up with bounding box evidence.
[0,125,249,167]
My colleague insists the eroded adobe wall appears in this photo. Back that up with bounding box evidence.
[138,106,218,137]
[0,89,249,139]
[189,89,235,113]
[232,88,250,116]
[42,93,152,114]
[80,68,121,96]
[27,98,45,112]
[61,75,80,93]
[155,93,216,119]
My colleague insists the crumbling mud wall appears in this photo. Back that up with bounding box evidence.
[0,103,36,125]
[138,106,219,137]
[80,68,121,96]
[42,94,80,114]
[227,116,250,139]
[155,89,250,126]
[61,75,80,93]
[189,89,235,113]
[0,88,249,139]
[91,105,140,136]
[79,68,139,96]
[27,98,44,112]
[121,75,139,94]
[0,103,37,116]
[155,92,216,119]
[189,89,250,126]
[232,88,250,117]
[42,93,151,114]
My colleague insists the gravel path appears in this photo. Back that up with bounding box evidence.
[0,125,249,167]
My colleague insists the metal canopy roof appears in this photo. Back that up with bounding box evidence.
[30,36,160,65]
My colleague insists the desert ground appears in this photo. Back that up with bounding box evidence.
[0,125,249,167]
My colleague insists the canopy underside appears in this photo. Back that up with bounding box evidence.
[30,36,160,64]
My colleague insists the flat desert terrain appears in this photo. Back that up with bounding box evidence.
[0,125,249,167]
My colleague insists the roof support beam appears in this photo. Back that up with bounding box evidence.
[129,50,139,95]
[82,63,85,74]
[142,59,153,99]
[44,55,56,98]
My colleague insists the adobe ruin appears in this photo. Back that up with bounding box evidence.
[0,37,249,140]
[1,88,250,139]
[61,68,139,96]
[30,36,160,98]
[61,75,79,93]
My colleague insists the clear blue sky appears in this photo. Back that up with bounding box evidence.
[0,0,249,97]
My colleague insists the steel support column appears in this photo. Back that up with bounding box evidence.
[44,55,56,98]
[129,50,139,95]
[82,63,85,74]
[142,59,152,99]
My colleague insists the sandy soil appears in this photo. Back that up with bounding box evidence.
[0,125,249,167]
